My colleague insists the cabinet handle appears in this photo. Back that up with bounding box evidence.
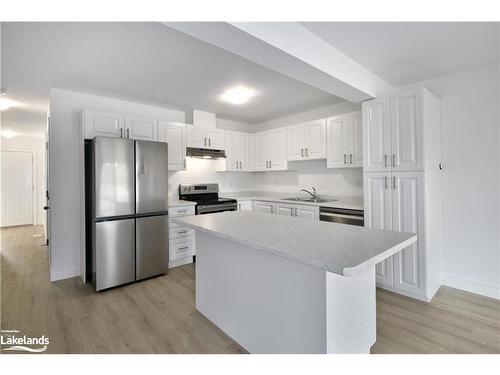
[384,176,388,189]
[127,128,130,138]
[344,154,347,164]
[120,128,123,138]
[238,203,241,210]
[204,137,207,146]
[392,175,396,189]
[269,160,272,168]
[295,207,298,216]
[183,159,186,168]
[301,148,304,157]
[239,161,242,169]
[350,154,353,164]
[266,161,269,168]
[392,154,396,168]
[306,148,309,157]
[271,206,274,214]
[209,138,211,147]
[177,230,188,235]
[178,246,189,251]
[384,154,388,168]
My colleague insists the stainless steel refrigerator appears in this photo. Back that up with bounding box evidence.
[85,136,169,291]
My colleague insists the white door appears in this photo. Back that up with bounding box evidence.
[362,98,391,172]
[305,119,326,160]
[254,132,269,171]
[287,124,305,161]
[158,121,186,171]
[83,109,124,139]
[207,129,225,150]
[349,111,363,168]
[186,127,206,148]
[252,201,275,214]
[363,172,393,287]
[270,128,287,170]
[391,90,423,172]
[326,115,349,168]
[125,116,157,141]
[276,203,295,216]
[391,171,424,294]
[296,205,319,220]
[1,151,33,227]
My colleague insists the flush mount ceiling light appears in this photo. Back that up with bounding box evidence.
[0,129,19,138]
[220,86,256,105]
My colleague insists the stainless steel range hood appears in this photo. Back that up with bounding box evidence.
[186,147,226,159]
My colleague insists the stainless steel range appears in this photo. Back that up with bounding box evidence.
[179,183,237,215]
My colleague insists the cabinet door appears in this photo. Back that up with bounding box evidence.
[305,119,326,160]
[296,205,319,220]
[391,90,423,171]
[237,200,253,211]
[276,203,295,216]
[287,124,305,161]
[252,201,275,214]
[125,116,158,141]
[326,115,349,168]
[391,171,424,294]
[239,133,250,170]
[254,132,269,171]
[207,129,225,150]
[158,121,186,171]
[362,98,391,172]
[83,109,124,139]
[186,127,206,148]
[224,131,238,171]
[270,128,288,170]
[363,172,393,287]
[349,111,363,168]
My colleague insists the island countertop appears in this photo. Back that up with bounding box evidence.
[173,211,417,277]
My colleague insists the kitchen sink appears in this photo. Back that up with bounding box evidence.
[281,197,337,203]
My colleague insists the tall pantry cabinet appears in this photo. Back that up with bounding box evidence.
[362,87,443,302]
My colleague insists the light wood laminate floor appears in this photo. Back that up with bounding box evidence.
[1,225,499,354]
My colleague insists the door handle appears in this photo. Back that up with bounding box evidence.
[384,176,388,189]
[266,161,269,168]
[209,138,211,147]
[204,137,206,146]
[384,154,388,168]
[120,128,123,138]
[301,148,304,157]
[306,148,309,157]
[392,175,396,189]
[392,154,396,168]
[350,154,353,164]
[178,246,189,251]
[43,206,50,210]
[344,154,347,164]
[269,160,272,168]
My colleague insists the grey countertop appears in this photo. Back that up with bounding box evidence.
[219,191,363,210]
[174,211,416,277]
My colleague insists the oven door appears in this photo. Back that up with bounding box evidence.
[196,202,237,215]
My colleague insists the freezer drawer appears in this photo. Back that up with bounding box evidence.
[94,137,135,218]
[136,215,168,280]
[95,218,136,291]
[135,141,169,214]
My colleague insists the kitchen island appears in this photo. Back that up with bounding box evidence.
[173,211,417,354]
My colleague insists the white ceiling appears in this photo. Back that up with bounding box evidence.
[0,22,343,137]
[301,22,500,87]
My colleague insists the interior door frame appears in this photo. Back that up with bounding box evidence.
[0,149,35,227]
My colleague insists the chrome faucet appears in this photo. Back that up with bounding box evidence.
[301,187,319,200]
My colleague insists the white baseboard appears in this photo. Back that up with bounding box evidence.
[50,265,80,281]
[442,275,500,300]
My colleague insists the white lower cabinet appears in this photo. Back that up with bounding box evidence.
[252,201,276,214]
[168,205,196,268]
[262,202,319,220]
[364,171,427,299]
[237,200,253,211]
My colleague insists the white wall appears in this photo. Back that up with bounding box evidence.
[48,89,187,281]
[404,63,500,299]
[0,135,45,226]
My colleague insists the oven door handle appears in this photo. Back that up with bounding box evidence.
[319,212,364,221]
[197,203,237,214]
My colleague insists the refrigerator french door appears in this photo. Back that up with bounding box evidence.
[88,137,169,291]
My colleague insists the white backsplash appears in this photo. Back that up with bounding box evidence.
[169,157,362,199]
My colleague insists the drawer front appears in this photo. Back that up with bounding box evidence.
[170,237,195,260]
[169,205,195,217]
[169,226,195,239]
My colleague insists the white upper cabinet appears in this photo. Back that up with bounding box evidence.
[391,90,423,172]
[362,99,391,172]
[287,119,326,161]
[254,128,287,171]
[125,115,158,141]
[225,131,251,171]
[327,111,362,169]
[186,127,225,150]
[158,121,186,171]
[363,88,424,172]
[83,109,125,139]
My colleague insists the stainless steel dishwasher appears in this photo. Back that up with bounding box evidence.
[319,207,364,226]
